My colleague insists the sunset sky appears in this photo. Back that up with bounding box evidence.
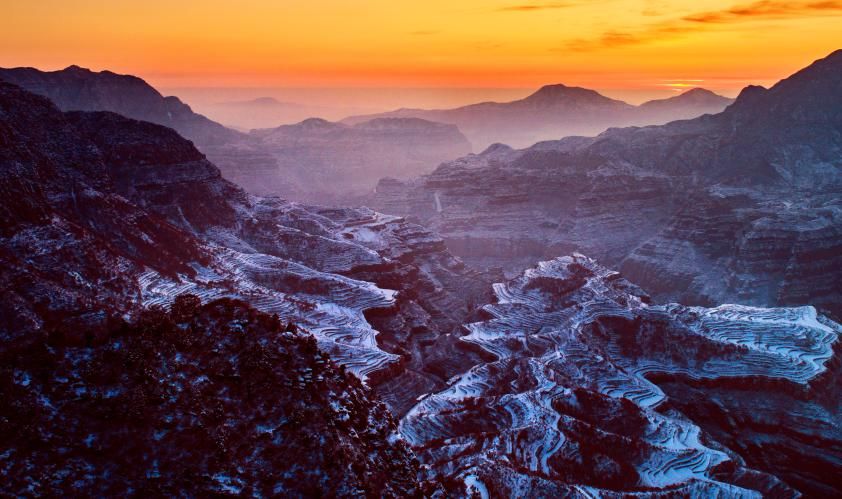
[2,0,841,101]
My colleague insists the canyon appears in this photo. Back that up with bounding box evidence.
[1,50,841,497]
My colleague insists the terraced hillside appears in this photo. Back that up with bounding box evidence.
[400,255,841,496]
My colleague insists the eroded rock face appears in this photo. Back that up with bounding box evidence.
[400,255,841,496]
[372,50,842,318]
[0,78,487,496]
[343,84,734,150]
[0,80,492,401]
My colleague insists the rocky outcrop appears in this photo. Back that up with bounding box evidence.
[372,50,842,318]
[343,84,733,150]
[400,255,840,496]
[0,79,491,494]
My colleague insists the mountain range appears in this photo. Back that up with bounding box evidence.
[373,50,842,320]
[343,85,734,149]
[0,66,470,203]
[1,50,841,497]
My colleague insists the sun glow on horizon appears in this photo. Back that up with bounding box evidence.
[2,0,841,101]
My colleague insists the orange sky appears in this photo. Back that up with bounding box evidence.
[2,0,841,98]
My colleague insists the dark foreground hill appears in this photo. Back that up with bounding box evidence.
[0,297,434,497]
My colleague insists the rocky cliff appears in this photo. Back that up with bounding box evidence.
[0,79,491,495]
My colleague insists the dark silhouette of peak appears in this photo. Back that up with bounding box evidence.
[638,88,734,118]
[479,142,514,156]
[731,84,768,105]
[299,117,336,127]
[524,83,629,107]
[0,65,242,145]
[726,49,842,123]
[767,49,842,95]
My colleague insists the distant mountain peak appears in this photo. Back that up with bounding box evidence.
[250,117,343,136]
[735,84,767,101]
[682,87,716,96]
[250,96,282,105]
[298,117,337,128]
[479,142,513,155]
[525,83,621,105]
[640,88,733,110]
[0,65,242,145]
[224,96,287,106]
[535,82,569,91]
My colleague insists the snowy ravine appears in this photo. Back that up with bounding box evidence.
[135,205,471,383]
[399,255,841,497]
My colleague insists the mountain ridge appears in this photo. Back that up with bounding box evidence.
[0,65,243,146]
[342,83,734,149]
[0,65,473,203]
